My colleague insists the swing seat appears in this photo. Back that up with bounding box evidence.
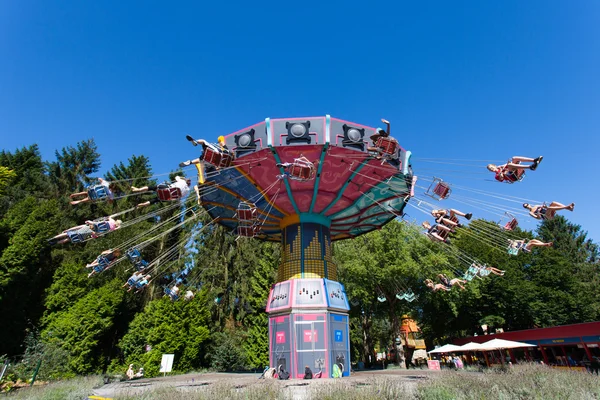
[134,260,149,271]
[507,247,519,256]
[433,182,451,199]
[238,224,260,237]
[67,230,88,243]
[405,293,417,302]
[134,280,147,289]
[237,202,258,222]
[377,295,386,303]
[425,177,451,200]
[502,167,525,184]
[157,184,182,201]
[94,220,111,234]
[374,137,399,156]
[396,292,407,301]
[96,255,111,269]
[288,159,315,182]
[504,219,518,230]
[203,146,234,169]
[126,276,138,286]
[463,272,475,282]
[164,287,179,301]
[467,265,480,275]
[93,264,105,274]
[502,213,519,231]
[87,184,109,201]
[127,248,142,263]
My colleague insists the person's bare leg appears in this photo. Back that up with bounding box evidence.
[511,156,536,163]
[52,232,69,241]
[70,197,91,205]
[525,240,553,251]
[131,186,150,193]
[180,158,201,167]
[136,201,151,209]
[70,191,87,199]
[449,209,472,220]
[548,201,575,211]
[439,217,458,227]
[451,279,466,290]
[430,232,445,242]
[506,163,533,170]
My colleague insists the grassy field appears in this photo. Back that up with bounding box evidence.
[5,364,600,399]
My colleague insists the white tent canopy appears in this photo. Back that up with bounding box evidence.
[479,338,536,350]
[457,342,488,351]
[428,344,462,354]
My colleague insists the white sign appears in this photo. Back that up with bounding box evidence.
[160,354,175,374]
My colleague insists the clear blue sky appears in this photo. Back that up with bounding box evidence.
[1,1,598,241]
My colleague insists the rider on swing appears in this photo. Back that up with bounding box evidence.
[131,176,192,209]
[487,156,543,183]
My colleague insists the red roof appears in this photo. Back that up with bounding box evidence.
[454,321,600,345]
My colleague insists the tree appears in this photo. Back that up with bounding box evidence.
[46,139,101,195]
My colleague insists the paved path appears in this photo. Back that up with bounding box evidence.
[92,369,437,399]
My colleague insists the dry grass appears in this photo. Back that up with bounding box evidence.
[5,376,104,400]
[416,363,600,400]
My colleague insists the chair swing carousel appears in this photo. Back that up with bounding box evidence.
[185,115,414,378]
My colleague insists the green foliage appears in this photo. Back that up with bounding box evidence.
[209,329,249,372]
[0,199,64,355]
[42,280,126,374]
[46,139,101,194]
[0,166,16,195]
[118,290,211,377]
[6,331,72,382]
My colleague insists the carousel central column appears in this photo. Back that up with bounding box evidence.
[266,214,351,378]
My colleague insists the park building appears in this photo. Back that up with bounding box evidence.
[454,321,600,369]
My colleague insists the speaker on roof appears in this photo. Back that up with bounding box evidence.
[234,128,257,157]
[341,124,365,151]
[285,121,311,145]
